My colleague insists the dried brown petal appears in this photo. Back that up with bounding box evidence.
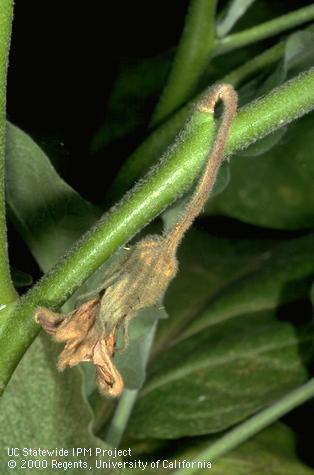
[35,299,124,398]
[93,338,124,397]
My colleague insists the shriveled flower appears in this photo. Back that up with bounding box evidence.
[34,84,237,399]
[35,299,123,397]
[96,85,238,347]
[98,235,178,346]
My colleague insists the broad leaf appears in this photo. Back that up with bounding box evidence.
[154,230,279,352]
[204,31,314,229]
[237,29,314,159]
[127,231,314,438]
[130,309,314,439]
[0,334,112,474]
[205,112,314,229]
[5,122,101,272]
[285,30,314,79]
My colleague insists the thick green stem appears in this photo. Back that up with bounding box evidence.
[174,378,314,474]
[108,44,288,201]
[150,0,217,127]
[214,4,314,56]
[0,0,16,306]
[1,69,314,393]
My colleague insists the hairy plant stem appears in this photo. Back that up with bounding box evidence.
[214,4,314,56]
[1,70,314,393]
[165,84,237,254]
[0,0,16,306]
[174,378,314,474]
[150,0,217,127]
[109,65,313,200]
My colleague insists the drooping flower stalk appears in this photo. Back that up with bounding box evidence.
[35,84,238,398]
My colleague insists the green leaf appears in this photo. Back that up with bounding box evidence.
[183,233,314,340]
[285,30,314,79]
[236,28,314,160]
[5,122,101,272]
[130,309,314,439]
[125,424,313,474]
[127,231,314,439]
[0,334,112,475]
[205,111,314,229]
[154,230,279,352]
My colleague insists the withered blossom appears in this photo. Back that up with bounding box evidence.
[35,299,124,397]
[98,236,178,345]
[35,84,237,398]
